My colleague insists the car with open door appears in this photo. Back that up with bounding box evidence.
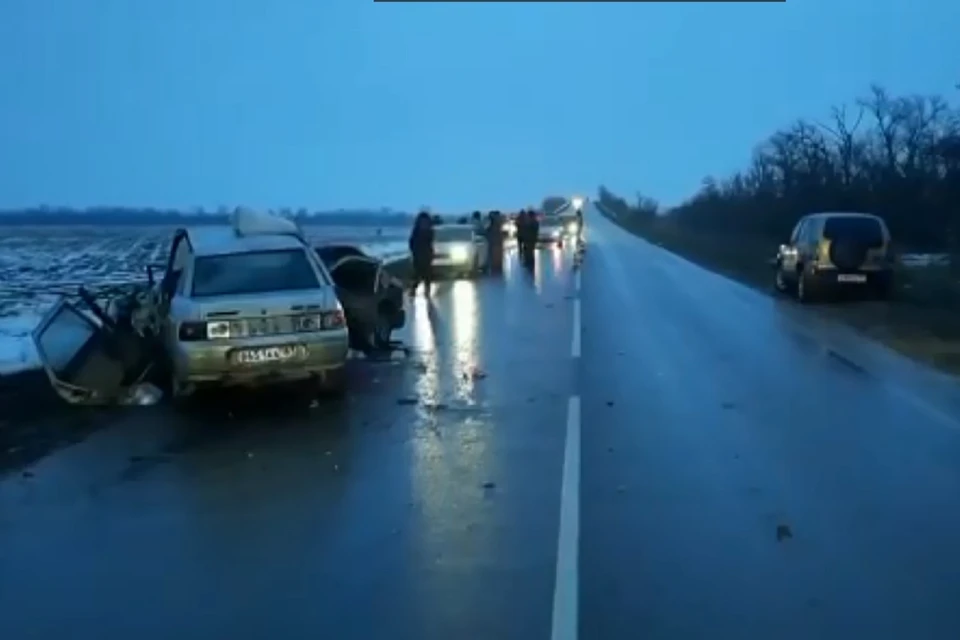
[315,244,407,354]
[147,210,350,400]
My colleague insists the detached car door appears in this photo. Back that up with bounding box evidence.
[32,299,135,405]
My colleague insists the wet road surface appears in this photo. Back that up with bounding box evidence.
[4,213,960,639]
[580,208,960,639]
[0,247,577,640]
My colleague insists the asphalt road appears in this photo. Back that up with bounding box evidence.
[3,211,960,639]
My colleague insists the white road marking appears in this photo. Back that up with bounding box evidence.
[551,395,581,640]
[574,269,581,293]
[571,299,581,358]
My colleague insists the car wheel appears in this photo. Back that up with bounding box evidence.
[774,268,788,293]
[365,310,393,354]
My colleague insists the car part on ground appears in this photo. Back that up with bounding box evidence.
[31,285,161,406]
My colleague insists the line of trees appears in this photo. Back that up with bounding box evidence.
[599,84,960,251]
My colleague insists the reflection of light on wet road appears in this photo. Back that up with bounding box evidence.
[409,282,493,581]
[533,253,543,293]
[551,244,562,272]
[411,295,440,406]
[451,280,479,401]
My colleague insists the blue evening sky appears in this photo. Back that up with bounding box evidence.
[0,0,957,212]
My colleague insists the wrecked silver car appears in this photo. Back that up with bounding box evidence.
[31,213,407,407]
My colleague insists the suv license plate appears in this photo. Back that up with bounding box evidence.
[837,274,867,283]
[234,346,298,364]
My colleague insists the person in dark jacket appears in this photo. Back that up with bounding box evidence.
[515,210,529,256]
[486,210,505,273]
[522,210,539,265]
[408,211,435,296]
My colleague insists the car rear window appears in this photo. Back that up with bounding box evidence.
[823,217,885,247]
[191,249,324,298]
[435,227,473,242]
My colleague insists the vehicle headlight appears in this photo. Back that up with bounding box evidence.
[572,197,584,209]
[449,245,470,262]
[566,222,578,234]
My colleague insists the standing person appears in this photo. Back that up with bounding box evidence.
[486,210,505,273]
[524,210,540,265]
[515,209,529,256]
[408,211,435,296]
[469,211,487,272]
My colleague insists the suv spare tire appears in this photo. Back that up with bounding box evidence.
[829,240,869,271]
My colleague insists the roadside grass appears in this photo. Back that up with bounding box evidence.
[601,210,960,376]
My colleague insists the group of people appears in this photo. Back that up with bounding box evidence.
[407,207,583,295]
[407,209,509,295]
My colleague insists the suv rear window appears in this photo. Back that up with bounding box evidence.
[823,217,884,248]
[191,249,323,298]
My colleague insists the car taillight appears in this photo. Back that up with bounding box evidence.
[295,310,345,332]
[178,321,208,341]
[323,309,345,330]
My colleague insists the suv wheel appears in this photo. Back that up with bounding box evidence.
[797,269,816,304]
[774,268,788,293]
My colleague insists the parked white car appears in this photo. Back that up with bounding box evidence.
[431,224,488,278]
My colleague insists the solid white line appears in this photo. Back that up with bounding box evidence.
[571,299,581,358]
[551,395,581,640]
[574,269,581,292]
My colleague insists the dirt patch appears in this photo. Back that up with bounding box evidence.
[604,212,960,376]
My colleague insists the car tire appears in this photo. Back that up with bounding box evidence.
[774,267,789,294]
[364,306,394,354]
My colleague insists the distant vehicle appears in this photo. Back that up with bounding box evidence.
[315,244,406,353]
[773,212,894,303]
[536,211,566,246]
[431,224,488,278]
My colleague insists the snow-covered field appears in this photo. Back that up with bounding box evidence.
[0,224,409,375]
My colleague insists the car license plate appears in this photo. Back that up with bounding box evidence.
[837,274,867,283]
[234,346,298,364]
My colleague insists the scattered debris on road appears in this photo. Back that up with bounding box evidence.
[776,523,793,542]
